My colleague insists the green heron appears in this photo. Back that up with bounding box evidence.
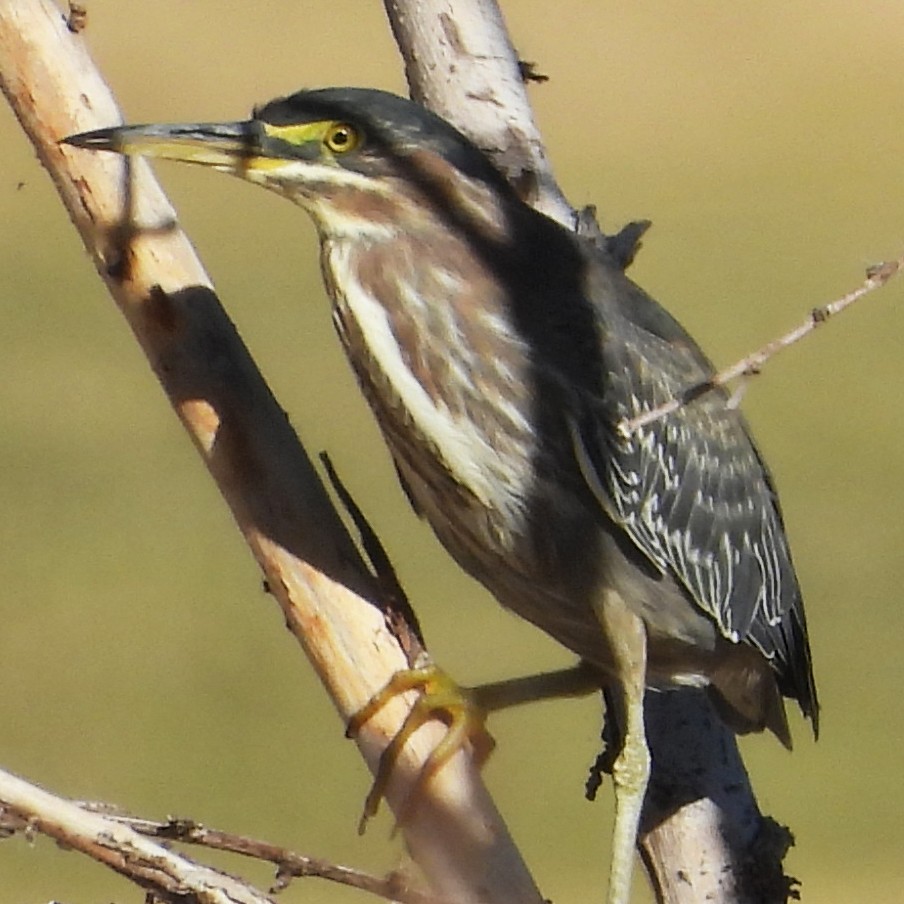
[65,88,818,904]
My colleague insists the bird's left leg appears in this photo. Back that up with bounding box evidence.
[347,662,601,832]
[345,665,494,833]
[594,590,650,904]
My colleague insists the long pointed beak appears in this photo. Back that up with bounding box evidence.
[62,121,262,169]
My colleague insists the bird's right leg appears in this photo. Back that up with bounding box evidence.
[594,590,650,904]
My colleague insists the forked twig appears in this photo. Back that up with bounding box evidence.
[619,256,904,436]
[0,795,452,904]
[107,815,454,904]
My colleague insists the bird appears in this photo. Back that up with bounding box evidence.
[64,87,819,904]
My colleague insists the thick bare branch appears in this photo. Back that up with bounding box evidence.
[386,2,785,902]
[0,2,542,903]
[383,0,574,225]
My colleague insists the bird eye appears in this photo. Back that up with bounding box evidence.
[325,122,359,154]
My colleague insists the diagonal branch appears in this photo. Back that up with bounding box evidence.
[385,2,790,902]
[0,2,542,903]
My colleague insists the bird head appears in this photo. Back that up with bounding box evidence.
[63,87,518,240]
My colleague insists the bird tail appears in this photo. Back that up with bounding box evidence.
[708,653,793,750]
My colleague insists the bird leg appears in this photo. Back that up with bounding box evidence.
[346,665,497,834]
[471,661,602,711]
[594,591,650,904]
[346,662,602,833]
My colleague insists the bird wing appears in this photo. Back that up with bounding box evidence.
[570,268,802,664]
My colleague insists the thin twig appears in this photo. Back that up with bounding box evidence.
[319,451,427,662]
[619,256,904,436]
[105,815,455,904]
[0,768,274,904]
[0,792,453,904]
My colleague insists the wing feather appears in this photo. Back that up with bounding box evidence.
[572,267,811,694]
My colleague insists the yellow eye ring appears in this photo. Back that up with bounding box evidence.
[324,122,360,154]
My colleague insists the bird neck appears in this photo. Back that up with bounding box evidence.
[319,217,538,525]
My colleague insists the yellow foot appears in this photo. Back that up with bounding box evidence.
[346,666,494,834]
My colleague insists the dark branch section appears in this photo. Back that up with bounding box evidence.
[320,450,427,661]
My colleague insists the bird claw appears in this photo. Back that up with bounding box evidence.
[346,665,494,834]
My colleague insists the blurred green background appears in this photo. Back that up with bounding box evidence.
[2,1,903,901]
